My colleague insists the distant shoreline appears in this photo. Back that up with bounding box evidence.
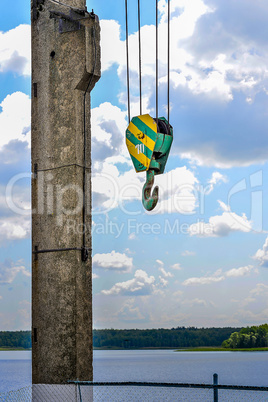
[0,348,31,351]
[93,346,268,352]
[0,346,267,352]
[175,347,268,352]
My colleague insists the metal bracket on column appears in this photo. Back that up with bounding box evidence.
[49,8,99,34]
[33,245,91,261]
[81,246,89,262]
[33,163,38,179]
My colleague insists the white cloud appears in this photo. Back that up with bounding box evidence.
[114,0,212,98]
[0,140,30,167]
[159,267,173,278]
[173,290,183,299]
[105,0,243,109]
[124,248,135,255]
[188,200,252,237]
[182,298,207,307]
[248,283,268,299]
[4,180,31,217]
[233,308,268,326]
[253,237,268,267]
[100,20,125,73]
[217,200,230,213]
[183,264,257,287]
[0,92,31,149]
[0,25,31,76]
[93,250,133,273]
[0,216,30,244]
[233,283,268,324]
[0,175,31,245]
[174,1,268,167]
[102,269,156,296]
[187,64,233,101]
[117,298,145,321]
[183,274,225,286]
[159,276,168,287]
[92,273,99,279]
[91,102,128,165]
[0,260,30,284]
[209,173,228,186]
[170,263,182,270]
[181,250,195,257]
[92,163,140,213]
[156,260,174,279]
[100,0,239,111]
[0,299,31,331]
[17,300,31,330]
[151,167,199,215]
[93,156,199,214]
[226,265,255,278]
[206,172,228,194]
[99,0,268,168]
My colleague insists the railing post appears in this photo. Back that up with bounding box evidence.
[78,383,82,402]
[213,373,218,402]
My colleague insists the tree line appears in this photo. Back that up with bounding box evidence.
[0,331,31,349]
[0,327,239,349]
[93,327,241,348]
[6,326,268,349]
[222,324,268,349]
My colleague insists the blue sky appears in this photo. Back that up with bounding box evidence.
[0,0,268,330]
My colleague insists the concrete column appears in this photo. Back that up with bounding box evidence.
[31,0,100,384]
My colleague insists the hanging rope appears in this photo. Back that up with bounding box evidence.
[155,0,158,122]
[125,0,173,212]
[125,0,131,123]
[125,0,170,124]
[138,0,142,115]
[168,0,170,125]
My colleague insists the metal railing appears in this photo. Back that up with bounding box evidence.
[69,373,268,402]
[1,374,268,401]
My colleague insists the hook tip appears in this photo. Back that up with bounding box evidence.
[142,170,159,211]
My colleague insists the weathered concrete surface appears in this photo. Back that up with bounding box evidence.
[31,0,100,384]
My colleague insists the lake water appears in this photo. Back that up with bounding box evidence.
[0,351,31,394]
[0,350,267,396]
[93,349,268,386]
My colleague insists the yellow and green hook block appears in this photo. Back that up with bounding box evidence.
[126,114,173,211]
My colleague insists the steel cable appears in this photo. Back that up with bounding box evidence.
[125,0,169,125]
[156,0,158,122]
[138,0,142,115]
[125,0,131,123]
[168,0,170,125]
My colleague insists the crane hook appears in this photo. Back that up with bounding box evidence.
[142,170,159,211]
